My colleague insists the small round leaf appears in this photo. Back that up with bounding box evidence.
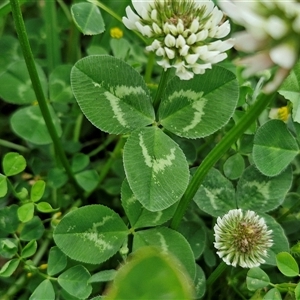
[30,180,46,202]
[3,152,26,176]
[193,167,236,217]
[58,265,92,299]
[246,267,270,291]
[263,288,282,300]
[0,174,7,197]
[236,165,292,213]
[11,105,62,145]
[71,3,105,35]
[223,153,245,180]
[36,202,57,213]
[20,216,45,241]
[29,279,55,300]
[21,240,37,258]
[276,252,299,277]
[47,246,67,276]
[0,258,19,277]
[253,120,299,176]
[18,203,34,223]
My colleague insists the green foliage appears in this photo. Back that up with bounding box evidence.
[247,267,270,291]
[223,153,245,180]
[236,165,292,213]
[193,167,236,217]
[253,120,299,176]
[11,105,62,145]
[2,152,26,176]
[0,60,47,104]
[58,265,92,299]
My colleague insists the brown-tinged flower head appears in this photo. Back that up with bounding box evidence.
[218,0,300,93]
[214,209,273,268]
[122,0,233,80]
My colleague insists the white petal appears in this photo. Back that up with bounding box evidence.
[179,45,190,56]
[168,24,178,36]
[146,39,161,51]
[157,58,171,70]
[164,47,175,59]
[218,0,245,24]
[151,9,158,22]
[202,1,215,18]
[239,52,274,77]
[194,45,208,56]
[152,22,162,34]
[215,20,231,38]
[263,68,290,94]
[132,1,152,15]
[176,67,194,80]
[192,63,211,74]
[187,33,197,45]
[185,53,199,64]
[177,20,185,34]
[199,50,219,60]
[210,7,223,27]
[233,31,265,52]
[163,23,170,34]
[176,35,186,48]
[136,22,153,37]
[270,43,298,69]
[190,18,200,33]
[196,29,208,41]
[266,16,288,39]
[155,47,165,56]
[123,6,140,30]
[165,34,176,47]
[208,39,234,52]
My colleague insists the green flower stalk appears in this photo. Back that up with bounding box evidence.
[123,0,233,80]
[214,209,273,268]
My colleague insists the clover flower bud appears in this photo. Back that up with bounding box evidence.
[214,209,273,268]
[123,0,233,80]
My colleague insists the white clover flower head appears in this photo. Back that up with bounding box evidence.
[213,209,273,268]
[122,0,233,80]
[218,0,300,93]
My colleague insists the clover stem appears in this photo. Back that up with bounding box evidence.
[206,261,228,287]
[153,68,172,113]
[9,0,84,200]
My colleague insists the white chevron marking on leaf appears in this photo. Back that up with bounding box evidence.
[139,133,176,174]
[104,91,127,127]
